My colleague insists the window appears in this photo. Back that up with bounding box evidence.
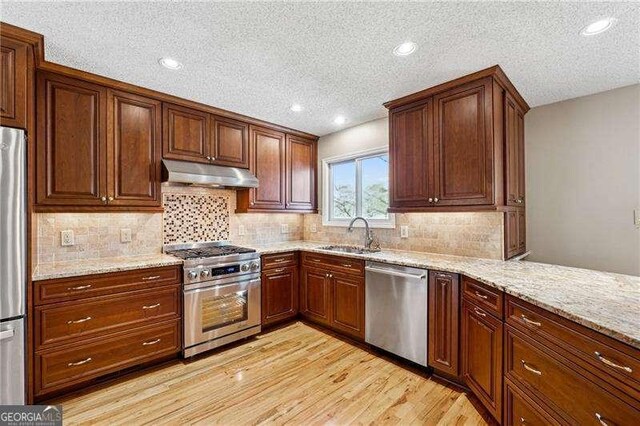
[322,148,394,228]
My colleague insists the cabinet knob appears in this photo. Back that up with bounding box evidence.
[101,196,107,203]
[206,156,211,160]
[434,197,439,203]
[211,156,216,161]
[108,196,114,202]
[428,198,433,203]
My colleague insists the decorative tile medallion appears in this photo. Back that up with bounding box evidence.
[163,192,230,244]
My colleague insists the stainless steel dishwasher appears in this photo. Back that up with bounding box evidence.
[365,261,428,366]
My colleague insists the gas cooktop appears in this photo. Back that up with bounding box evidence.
[165,245,256,260]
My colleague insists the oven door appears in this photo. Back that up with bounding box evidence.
[183,277,261,349]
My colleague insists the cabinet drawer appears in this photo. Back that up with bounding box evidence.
[262,252,297,270]
[506,295,640,395]
[301,252,364,275]
[461,276,503,318]
[35,266,181,305]
[505,326,640,426]
[36,287,180,349]
[35,319,180,396]
[504,379,561,426]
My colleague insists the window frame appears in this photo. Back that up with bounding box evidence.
[321,147,395,229]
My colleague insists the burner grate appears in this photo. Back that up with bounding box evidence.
[165,245,256,260]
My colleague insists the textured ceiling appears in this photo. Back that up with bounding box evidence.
[1,1,639,136]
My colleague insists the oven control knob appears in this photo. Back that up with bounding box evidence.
[250,261,260,271]
[200,270,210,278]
[240,263,250,272]
[188,271,198,280]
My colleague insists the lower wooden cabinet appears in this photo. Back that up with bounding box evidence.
[504,378,560,426]
[300,266,332,327]
[330,272,365,340]
[261,265,298,326]
[461,298,503,421]
[32,266,182,400]
[428,271,460,377]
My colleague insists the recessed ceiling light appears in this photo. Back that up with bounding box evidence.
[393,41,417,56]
[159,57,183,70]
[581,17,616,36]
[290,104,303,112]
[334,116,347,125]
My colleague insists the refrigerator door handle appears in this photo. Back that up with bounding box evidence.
[0,328,15,341]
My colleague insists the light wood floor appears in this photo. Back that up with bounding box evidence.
[51,322,489,425]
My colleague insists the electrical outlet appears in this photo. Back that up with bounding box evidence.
[238,225,246,236]
[61,230,74,246]
[635,209,640,228]
[120,228,132,243]
[281,223,289,234]
[310,223,317,233]
[400,226,409,238]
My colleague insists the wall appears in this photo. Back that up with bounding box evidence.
[525,84,640,276]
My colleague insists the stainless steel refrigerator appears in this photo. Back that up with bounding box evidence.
[0,126,26,405]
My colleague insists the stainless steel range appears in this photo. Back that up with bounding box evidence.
[164,242,261,357]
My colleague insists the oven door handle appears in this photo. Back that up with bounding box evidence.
[184,277,261,294]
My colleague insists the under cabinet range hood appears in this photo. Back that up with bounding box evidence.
[162,159,259,188]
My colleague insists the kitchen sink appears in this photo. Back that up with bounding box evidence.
[318,245,380,254]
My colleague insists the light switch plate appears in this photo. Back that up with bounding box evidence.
[120,228,132,243]
[281,224,289,234]
[61,230,74,246]
[238,225,246,236]
[400,225,409,238]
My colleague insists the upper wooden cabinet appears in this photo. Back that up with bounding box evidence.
[0,35,31,129]
[210,115,249,168]
[237,126,317,213]
[162,103,209,163]
[36,71,162,210]
[385,66,529,212]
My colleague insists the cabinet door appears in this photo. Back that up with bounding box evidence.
[389,100,432,208]
[461,299,503,421]
[248,125,286,210]
[505,208,525,259]
[428,271,460,376]
[162,103,209,163]
[518,209,526,252]
[285,134,316,211]
[211,115,249,168]
[505,93,525,206]
[36,71,108,206]
[433,78,494,206]
[300,266,331,326]
[331,272,365,340]
[261,266,298,326]
[0,37,29,129]
[107,90,161,206]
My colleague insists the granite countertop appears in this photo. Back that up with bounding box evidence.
[249,241,640,350]
[32,253,183,281]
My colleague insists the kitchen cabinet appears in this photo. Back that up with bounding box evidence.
[210,115,249,168]
[385,66,529,212]
[36,71,108,207]
[36,70,163,210]
[33,266,181,400]
[261,252,298,326]
[107,89,162,206]
[0,34,31,129]
[428,271,460,378]
[505,207,526,259]
[300,253,365,340]
[461,298,503,421]
[285,134,316,211]
[162,102,210,163]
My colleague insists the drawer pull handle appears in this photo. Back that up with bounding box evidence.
[520,417,526,424]
[142,275,161,281]
[68,357,92,367]
[342,264,352,268]
[274,258,287,263]
[474,291,488,300]
[274,268,285,273]
[595,413,610,426]
[521,360,542,376]
[311,259,321,262]
[520,315,542,327]
[67,316,92,324]
[143,338,161,346]
[68,284,92,291]
[142,303,161,310]
[473,307,487,317]
[594,351,632,373]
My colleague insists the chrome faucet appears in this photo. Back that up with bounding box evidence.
[347,217,375,250]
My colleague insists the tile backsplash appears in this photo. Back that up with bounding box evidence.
[303,212,504,260]
[162,189,230,244]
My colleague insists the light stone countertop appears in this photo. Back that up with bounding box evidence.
[31,241,640,350]
[32,253,183,281]
[249,241,640,350]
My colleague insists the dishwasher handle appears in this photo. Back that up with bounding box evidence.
[365,265,426,280]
